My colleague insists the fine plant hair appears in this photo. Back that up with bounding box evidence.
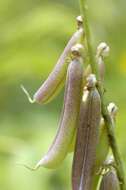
[22,0,126,190]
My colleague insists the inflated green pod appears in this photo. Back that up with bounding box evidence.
[94,118,109,172]
[68,131,76,153]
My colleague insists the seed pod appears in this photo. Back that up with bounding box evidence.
[99,169,120,190]
[70,119,109,189]
[35,58,83,169]
[68,131,76,153]
[72,81,101,190]
[68,90,89,153]
[71,43,84,58]
[83,64,92,80]
[33,28,83,104]
[69,118,109,167]
[94,118,109,172]
[93,103,118,174]
[96,42,110,83]
[97,56,105,83]
[76,15,83,29]
[107,102,118,123]
[96,42,110,58]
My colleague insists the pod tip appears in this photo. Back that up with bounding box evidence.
[21,85,35,104]
[71,43,84,58]
[76,15,83,29]
[86,74,97,88]
[104,155,115,166]
[97,42,110,58]
[34,156,47,169]
[34,161,42,170]
[107,102,118,118]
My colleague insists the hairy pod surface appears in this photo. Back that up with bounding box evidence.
[35,58,83,169]
[33,28,83,104]
[99,169,120,190]
[72,87,101,190]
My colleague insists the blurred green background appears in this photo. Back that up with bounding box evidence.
[0,0,126,189]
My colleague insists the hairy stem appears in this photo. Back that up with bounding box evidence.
[79,0,126,189]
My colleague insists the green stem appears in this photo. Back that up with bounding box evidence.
[91,174,100,190]
[79,0,126,189]
[100,96,126,190]
[79,0,96,73]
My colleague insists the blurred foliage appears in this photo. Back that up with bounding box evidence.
[0,0,126,190]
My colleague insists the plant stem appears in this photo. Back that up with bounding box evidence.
[79,0,126,189]
[91,174,100,190]
[79,0,96,73]
[100,96,126,190]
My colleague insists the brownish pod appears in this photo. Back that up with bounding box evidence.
[99,169,120,190]
[72,86,101,190]
[33,28,83,104]
[34,58,83,169]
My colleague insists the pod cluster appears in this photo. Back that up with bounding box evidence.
[23,16,120,190]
